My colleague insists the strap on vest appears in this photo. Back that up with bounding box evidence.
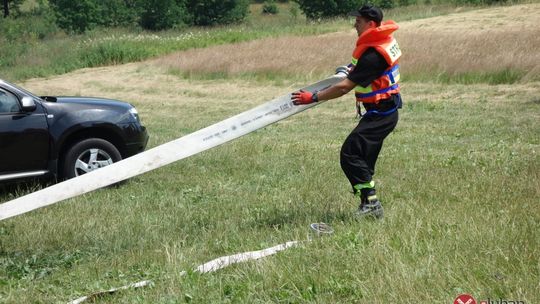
[355,64,400,99]
[362,93,402,118]
[355,83,399,99]
[364,106,398,117]
[386,64,399,83]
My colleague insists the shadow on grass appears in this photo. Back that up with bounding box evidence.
[0,178,56,203]
[0,176,130,204]
[245,205,359,231]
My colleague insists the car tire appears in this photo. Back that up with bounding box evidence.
[62,138,122,179]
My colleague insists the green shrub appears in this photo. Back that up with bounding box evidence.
[78,40,153,67]
[138,0,190,30]
[187,0,249,26]
[293,0,359,20]
[99,0,141,28]
[48,0,101,33]
[262,1,279,14]
[398,0,417,6]
[374,0,396,9]
[289,2,300,19]
[49,0,142,33]
[251,0,288,2]
[2,0,24,17]
[0,12,58,41]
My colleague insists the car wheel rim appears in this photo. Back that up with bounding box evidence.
[74,148,114,177]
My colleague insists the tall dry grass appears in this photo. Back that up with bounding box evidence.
[156,3,540,83]
[398,3,540,82]
[154,31,353,80]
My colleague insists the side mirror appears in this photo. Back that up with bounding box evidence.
[21,96,37,112]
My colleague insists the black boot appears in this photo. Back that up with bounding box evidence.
[357,188,384,219]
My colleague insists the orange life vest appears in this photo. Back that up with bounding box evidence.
[350,20,401,104]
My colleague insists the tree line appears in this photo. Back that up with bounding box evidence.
[2,0,250,32]
[2,0,508,33]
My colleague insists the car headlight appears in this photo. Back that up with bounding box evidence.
[129,107,140,123]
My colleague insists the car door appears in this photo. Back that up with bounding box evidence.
[0,88,50,173]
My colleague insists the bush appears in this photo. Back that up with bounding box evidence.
[293,0,359,20]
[99,0,140,28]
[0,14,58,41]
[373,0,396,9]
[187,0,249,26]
[0,0,58,41]
[48,0,100,33]
[398,0,417,6]
[138,0,190,30]
[2,0,24,17]
[251,0,288,2]
[49,0,142,33]
[78,40,153,67]
[262,1,279,14]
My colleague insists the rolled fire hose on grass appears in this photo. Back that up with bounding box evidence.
[68,224,334,304]
[68,241,301,304]
[0,68,348,221]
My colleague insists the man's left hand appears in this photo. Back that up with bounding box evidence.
[291,90,317,105]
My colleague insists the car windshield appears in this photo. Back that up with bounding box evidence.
[0,79,41,100]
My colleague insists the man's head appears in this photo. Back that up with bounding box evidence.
[349,4,383,36]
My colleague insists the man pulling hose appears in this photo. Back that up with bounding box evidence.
[292,4,402,218]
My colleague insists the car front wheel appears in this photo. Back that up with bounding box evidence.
[62,138,122,179]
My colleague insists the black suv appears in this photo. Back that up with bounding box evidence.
[0,79,148,182]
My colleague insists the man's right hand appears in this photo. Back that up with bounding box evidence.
[291,90,318,105]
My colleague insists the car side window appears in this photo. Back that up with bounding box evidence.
[0,89,20,113]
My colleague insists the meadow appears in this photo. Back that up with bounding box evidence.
[0,2,539,303]
[0,2,502,83]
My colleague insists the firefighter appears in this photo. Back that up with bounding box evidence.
[291,4,402,218]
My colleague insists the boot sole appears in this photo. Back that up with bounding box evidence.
[356,206,384,219]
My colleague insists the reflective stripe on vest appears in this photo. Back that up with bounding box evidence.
[356,83,399,99]
[355,65,400,99]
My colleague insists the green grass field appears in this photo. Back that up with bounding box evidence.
[1,80,538,303]
[1,3,539,304]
